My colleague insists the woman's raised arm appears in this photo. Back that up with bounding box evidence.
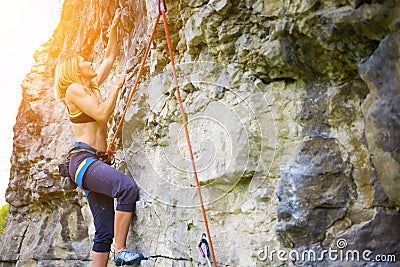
[93,8,122,86]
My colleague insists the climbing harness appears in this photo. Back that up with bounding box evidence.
[198,233,213,267]
[59,142,111,195]
[74,157,96,196]
[107,1,218,266]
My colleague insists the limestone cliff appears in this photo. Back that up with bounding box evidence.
[0,0,399,266]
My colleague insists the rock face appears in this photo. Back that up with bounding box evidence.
[359,31,400,207]
[1,0,400,266]
[276,136,356,248]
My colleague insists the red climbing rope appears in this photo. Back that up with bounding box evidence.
[160,9,218,267]
[107,12,161,156]
[107,3,218,266]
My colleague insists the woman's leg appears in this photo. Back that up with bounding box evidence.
[92,251,110,267]
[86,191,115,266]
[83,160,139,254]
[115,210,133,254]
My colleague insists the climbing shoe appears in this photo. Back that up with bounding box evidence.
[114,248,145,266]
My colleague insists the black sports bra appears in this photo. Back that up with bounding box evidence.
[69,110,96,123]
[67,107,96,123]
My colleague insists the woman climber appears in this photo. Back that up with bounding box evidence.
[53,8,144,267]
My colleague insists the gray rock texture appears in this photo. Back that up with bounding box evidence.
[360,30,400,207]
[0,0,399,266]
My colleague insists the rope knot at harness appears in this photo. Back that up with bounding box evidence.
[107,142,116,159]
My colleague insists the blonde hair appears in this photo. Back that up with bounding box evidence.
[54,55,85,100]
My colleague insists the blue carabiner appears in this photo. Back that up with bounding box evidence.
[198,233,212,267]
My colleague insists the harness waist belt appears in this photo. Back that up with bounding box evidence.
[71,142,109,164]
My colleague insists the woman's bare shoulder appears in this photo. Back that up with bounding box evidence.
[66,83,85,97]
